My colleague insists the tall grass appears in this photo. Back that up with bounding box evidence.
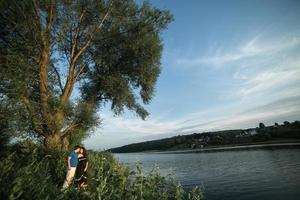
[0,142,203,199]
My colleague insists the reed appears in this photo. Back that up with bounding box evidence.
[0,142,203,200]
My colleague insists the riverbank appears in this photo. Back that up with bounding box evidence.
[151,140,300,154]
[0,141,203,200]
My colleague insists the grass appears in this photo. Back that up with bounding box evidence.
[0,141,203,200]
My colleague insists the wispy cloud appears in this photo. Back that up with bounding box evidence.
[84,32,300,149]
[84,93,300,149]
[237,67,300,99]
[175,34,300,67]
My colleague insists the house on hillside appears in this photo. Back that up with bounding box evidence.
[235,129,258,138]
[247,129,258,136]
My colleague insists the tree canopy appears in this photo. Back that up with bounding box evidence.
[0,0,173,150]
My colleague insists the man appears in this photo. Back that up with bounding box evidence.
[62,145,81,189]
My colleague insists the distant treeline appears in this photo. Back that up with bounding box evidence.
[109,121,300,153]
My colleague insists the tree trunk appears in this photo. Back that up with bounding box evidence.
[62,136,70,151]
[44,133,62,151]
[54,110,66,131]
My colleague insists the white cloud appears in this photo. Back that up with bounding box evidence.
[175,34,300,67]
[84,92,300,149]
[84,33,300,150]
[238,68,300,99]
[86,84,300,149]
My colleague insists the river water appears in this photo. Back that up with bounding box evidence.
[115,147,300,200]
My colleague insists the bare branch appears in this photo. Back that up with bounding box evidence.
[51,64,64,94]
[74,64,87,82]
[46,2,55,35]
[63,47,71,65]
[71,8,87,59]
[31,0,45,45]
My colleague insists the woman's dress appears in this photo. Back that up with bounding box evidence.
[75,156,88,189]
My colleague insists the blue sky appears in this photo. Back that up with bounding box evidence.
[84,0,300,150]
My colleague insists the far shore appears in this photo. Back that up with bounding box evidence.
[114,140,300,154]
[153,140,300,154]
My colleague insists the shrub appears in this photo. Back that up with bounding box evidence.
[0,144,203,199]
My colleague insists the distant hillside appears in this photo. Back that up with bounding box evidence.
[108,121,300,153]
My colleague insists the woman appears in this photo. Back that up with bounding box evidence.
[75,146,88,189]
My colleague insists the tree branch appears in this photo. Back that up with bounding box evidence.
[74,64,87,82]
[46,1,55,35]
[71,8,86,59]
[51,63,64,94]
[61,123,80,138]
[60,8,111,106]
[31,0,45,46]
[32,0,52,131]
[72,8,110,64]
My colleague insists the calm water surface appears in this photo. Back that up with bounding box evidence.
[115,148,300,200]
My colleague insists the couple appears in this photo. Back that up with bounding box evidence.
[62,145,89,190]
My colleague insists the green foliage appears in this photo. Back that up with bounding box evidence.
[87,152,202,200]
[259,122,265,129]
[0,0,173,149]
[188,187,204,200]
[1,144,202,200]
[0,99,32,141]
[79,0,173,119]
[66,101,101,148]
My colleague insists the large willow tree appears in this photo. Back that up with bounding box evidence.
[0,0,173,150]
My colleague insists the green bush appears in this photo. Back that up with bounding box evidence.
[0,143,203,200]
